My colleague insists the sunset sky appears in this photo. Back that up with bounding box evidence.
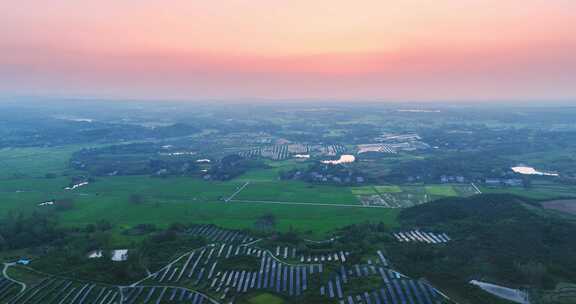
[1,0,575,101]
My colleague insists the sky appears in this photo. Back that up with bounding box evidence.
[1,0,575,101]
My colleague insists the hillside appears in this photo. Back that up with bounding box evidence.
[386,194,576,304]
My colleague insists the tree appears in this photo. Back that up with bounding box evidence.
[516,261,547,287]
[91,231,112,249]
[522,177,533,188]
[129,194,145,205]
[168,222,186,232]
[85,224,96,233]
[96,220,112,231]
[254,214,276,231]
[0,233,6,250]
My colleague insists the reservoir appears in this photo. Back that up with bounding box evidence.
[322,154,355,165]
[511,166,558,176]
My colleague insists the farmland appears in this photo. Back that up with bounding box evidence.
[233,181,360,205]
[0,145,85,179]
[0,148,487,241]
[2,102,576,304]
[0,147,400,240]
[0,143,482,241]
[0,176,399,240]
[1,139,564,244]
[349,184,477,208]
[480,181,576,200]
[5,193,575,304]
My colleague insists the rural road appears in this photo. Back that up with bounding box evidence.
[471,183,483,194]
[2,263,26,292]
[126,244,223,304]
[224,181,250,202]
[128,246,202,287]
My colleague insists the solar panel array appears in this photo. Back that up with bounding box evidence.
[144,243,323,300]
[0,277,20,303]
[321,264,443,304]
[393,231,451,244]
[122,287,214,304]
[2,225,449,304]
[4,278,119,304]
[186,225,255,244]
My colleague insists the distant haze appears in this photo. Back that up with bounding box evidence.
[1,0,575,101]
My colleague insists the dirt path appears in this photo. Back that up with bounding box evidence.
[471,183,482,194]
[224,181,250,202]
[2,263,27,292]
[128,248,197,287]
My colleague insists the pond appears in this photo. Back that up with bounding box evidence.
[321,154,355,165]
[511,166,558,176]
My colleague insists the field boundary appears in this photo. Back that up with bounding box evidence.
[371,185,393,207]
[224,181,250,202]
[229,199,395,208]
[471,183,482,194]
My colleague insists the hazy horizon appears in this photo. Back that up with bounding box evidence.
[1,0,575,101]
[1,95,575,109]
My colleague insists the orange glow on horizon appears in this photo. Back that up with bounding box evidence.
[0,0,575,100]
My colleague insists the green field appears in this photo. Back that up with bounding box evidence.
[234,159,307,182]
[350,185,403,196]
[242,293,286,304]
[351,184,472,208]
[6,143,571,243]
[481,181,576,200]
[0,146,398,241]
[0,145,88,179]
[425,185,459,197]
[0,174,397,235]
[374,185,403,193]
[236,181,360,205]
[58,180,398,238]
[351,186,378,195]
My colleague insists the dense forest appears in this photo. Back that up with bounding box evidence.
[386,194,576,303]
